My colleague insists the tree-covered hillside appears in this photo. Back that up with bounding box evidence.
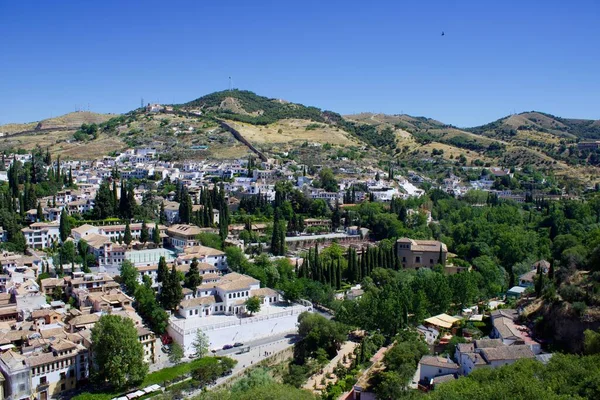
[181,90,326,125]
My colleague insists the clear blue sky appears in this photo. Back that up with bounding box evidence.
[1,0,599,126]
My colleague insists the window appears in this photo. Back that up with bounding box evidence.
[60,372,66,380]
[402,257,406,262]
[70,370,75,378]
[430,259,434,264]
[40,376,47,384]
[61,383,66,391]
[416,256,421,263]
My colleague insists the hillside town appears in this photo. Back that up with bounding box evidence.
[0,144,576,400]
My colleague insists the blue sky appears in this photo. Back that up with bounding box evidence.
[1,0,599,126]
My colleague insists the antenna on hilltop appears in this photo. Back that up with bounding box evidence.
[229,77,232,91]
[141,98,144,109]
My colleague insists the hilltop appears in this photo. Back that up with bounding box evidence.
[2,92,600,185]
[467,111,600,140]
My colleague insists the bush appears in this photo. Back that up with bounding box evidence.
[572,301,587,317]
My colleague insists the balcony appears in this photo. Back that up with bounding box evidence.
[37,381,50,391]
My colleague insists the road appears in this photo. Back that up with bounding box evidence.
[213,330,299,379]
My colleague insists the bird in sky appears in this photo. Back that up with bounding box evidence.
[441,31,445,36]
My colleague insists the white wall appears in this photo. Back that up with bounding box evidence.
[420,364,459,381]
[168,309,307,356]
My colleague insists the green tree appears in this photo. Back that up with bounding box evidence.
[157,256,168,283]
[119,260,138,295]
[36,202,43,221]
[192,330,210,357]
[318,168,338,192]
[225,246,248,273]
[58,240,76,265]
[169,342,184,364]
[140,220,149,246]
[584,329,600,355]
[59,209,71,242]
[245,296,262,315]
[91,315,148,388]
[184,257,203,289]
[123,220,132,248]
[152,223,161,246]
[134,276,169,334]
[93,181,115,219]
[160,265,183,310]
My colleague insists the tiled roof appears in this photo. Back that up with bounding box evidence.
[479,345,535,362]
[419,356,459,369]
[180,296,218,308]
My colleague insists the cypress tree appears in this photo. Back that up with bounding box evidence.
[152,223,161,246]
[360,248,366,279]
[140,220,149,246]
[36,202,44,222]
[112,180,118,214]
[336,258,342,289]
[159,202,166,224]
[123,220,132,248]
[161,265,183,310]
[59,209,71,242]
[119,180,128,218]
[184,257,203,289]
[157,256,168,283]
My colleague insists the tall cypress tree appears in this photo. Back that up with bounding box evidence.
[112,180,118,214]
[123,220,132,248]
[59,209,71,242]
[119,180,128,218]
[36,202,44,222]
[140,220,149,246]
[152,223,161,246]
[336,258,342,289]
[157,256,168,283]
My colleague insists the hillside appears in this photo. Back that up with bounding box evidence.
[181,90,326,125]
[0,111,122,159]
[2,93,600,183]
[467,111,600,140]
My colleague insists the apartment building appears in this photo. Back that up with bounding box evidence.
[21,222,60,249]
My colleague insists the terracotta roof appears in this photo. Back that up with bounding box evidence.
[216,273,259,292]
[182,245,224,256]
[167,224,203,237]
[70,313,100,327]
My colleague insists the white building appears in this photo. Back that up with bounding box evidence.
[167,272,311,355]
[21,222,60,249]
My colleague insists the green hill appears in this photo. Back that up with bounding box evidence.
[467,111,600,140]
[181,90,326,125]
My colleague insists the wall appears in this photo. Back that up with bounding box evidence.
[168,310,306,356]
[419,364,459,381]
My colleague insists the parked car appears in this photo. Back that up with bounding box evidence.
[222,344,233,350]
[233,342,244,347]
[161,345,171,354]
